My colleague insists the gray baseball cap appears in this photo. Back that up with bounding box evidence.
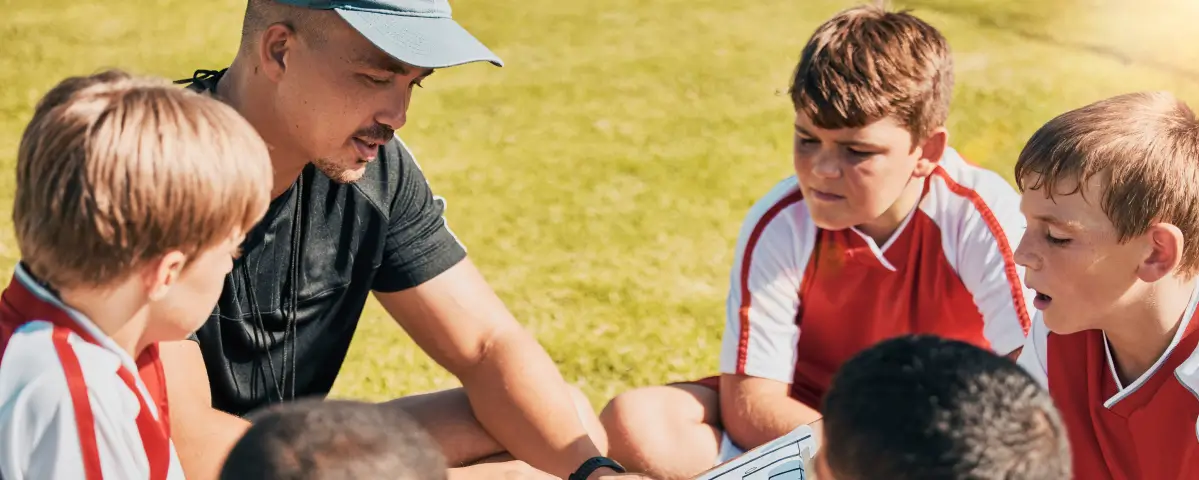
[276,0,503,69]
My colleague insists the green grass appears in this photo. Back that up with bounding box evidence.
[1,0,1196,411]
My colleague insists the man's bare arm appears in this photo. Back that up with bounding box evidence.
[374,258,615,479]
[159,340,251,480]
[720,374,821,452]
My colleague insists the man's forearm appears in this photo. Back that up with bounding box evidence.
[458,328,604,478]
[722,388,821,451]
[159,340,251,480]
[173,407,251,480]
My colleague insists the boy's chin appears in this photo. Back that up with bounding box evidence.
[1041,309,1089,335]
[807,211,865,233]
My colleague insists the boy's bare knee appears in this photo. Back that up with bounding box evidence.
[600,388,665,442]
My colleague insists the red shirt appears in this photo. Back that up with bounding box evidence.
[717,149,1032,407]
[1017,291,1200,480]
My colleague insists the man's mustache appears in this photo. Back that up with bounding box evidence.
[353,124,395,144]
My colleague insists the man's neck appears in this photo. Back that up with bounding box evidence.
[56,285,152,361]
[1103,278,1196,386]
[216,57,307,198]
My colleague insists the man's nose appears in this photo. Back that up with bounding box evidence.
[376,85,413,130]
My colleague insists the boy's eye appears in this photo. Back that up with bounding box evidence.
[847,147,873,156]
[796,137,818,145]
[1045,233,1071,246]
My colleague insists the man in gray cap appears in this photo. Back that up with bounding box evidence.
[162,1,642,479]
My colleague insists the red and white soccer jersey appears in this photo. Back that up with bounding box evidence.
[715,147,1033,409]
[1016,288,1199,480]
[0,264,185,480]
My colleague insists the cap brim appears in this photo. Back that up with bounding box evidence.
[336,9,503,69]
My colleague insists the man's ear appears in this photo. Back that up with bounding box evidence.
[1136,223,1184,283]
[912,127,948,178]
[145,251,188,302]
[258,24,296,82]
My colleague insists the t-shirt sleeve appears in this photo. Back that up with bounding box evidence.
[0,326,99,480]
[955,177,1034,356]
[1014,311,1050,390]
[718,187,808,384]
[2,325,166,479]
[0,382,88,480]
[371,138,468,292]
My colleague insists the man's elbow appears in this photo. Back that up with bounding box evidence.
[445,324,531,381]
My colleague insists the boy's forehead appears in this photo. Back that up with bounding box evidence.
[1020,175,1111,227]
[1020,170,1108,202]
[794,112,909,143]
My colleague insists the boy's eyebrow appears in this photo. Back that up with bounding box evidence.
[1034,214,1083,231]
[792,124,885,149]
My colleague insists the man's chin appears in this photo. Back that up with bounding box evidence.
[313,159,368,184]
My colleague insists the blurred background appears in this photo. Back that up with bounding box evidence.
[1,0,1197,410]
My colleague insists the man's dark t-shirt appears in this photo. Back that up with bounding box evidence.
[182,70,466,416]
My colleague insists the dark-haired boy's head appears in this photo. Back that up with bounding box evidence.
[219,399,446,480]
[815,335,1071,480]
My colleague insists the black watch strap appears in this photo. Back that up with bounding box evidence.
[569,456,626,480]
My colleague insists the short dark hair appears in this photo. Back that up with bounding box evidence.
[219,399,447,480]
[240,0,332,51]
[820,335,1070,480]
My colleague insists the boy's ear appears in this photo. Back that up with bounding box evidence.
[912,127,948,178]
[258,24,295,83]
[1136,223,1184,283]
[145,251,188,301]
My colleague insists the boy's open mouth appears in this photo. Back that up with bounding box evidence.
[1033,291,1052,310]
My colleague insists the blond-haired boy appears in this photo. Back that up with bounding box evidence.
[1013,91,1199,480]
[601,4,1034,478]
[0,70,273,479]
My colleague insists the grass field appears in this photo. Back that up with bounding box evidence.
[1,0,1197,411]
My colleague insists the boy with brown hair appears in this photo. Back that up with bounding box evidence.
[600,4,1034,479]
[1013,91,1199,480]
[0,69,273,479]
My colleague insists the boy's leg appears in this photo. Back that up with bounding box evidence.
[600,379,725,480]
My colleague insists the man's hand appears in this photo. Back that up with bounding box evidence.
[592,472,659,480]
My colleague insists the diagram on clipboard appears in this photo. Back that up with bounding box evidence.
[692,425,818,480]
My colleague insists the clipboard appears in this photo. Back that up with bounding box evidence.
[692,425,818,480]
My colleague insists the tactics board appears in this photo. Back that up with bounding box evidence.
[693,425,818,480]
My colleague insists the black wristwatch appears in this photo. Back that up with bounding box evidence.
[569,456,626,480]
